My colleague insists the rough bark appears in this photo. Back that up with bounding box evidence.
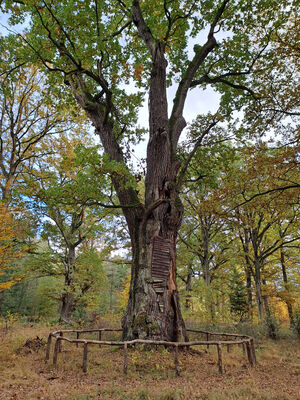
[59,245,76,322]
[253,258,264,320]
[185,266,193,309]
[60,291,74,322]
[239,229,253,320]
[280,249,294,326]
[121,41,187,341]
[245,266,253,320]
[201,224,210,287]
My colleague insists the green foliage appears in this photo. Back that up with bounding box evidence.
[0,276,59,319]
[264,312,280,340]
[229,268,249,321]
[292,310,300,339]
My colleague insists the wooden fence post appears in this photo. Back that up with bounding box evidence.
[174,345,180,376]
[45,334,52,362]
[246,340,254,367]
[217,343,223,374]
[250,338,256,365]
[82,342,88,373]
[206,333,209,349]
[53,338,60,366]
[123,343,128,375]
[98,331,102,348]
[242,342,246,355]
[58,332,63,352]
[76,332,80,348]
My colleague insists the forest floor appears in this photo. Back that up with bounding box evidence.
[0,324,300,400]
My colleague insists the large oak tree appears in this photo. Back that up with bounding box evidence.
[2,0,298,340]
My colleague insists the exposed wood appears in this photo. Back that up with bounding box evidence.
[151,236,170,281]
[217,342,223,374]
[76,332,80,347]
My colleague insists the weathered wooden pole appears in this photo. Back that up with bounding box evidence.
[45,334,52,362]
[53,338,60,366]
[246,340,254,366]
[98,331,102,348]
[174,345,180,376]
[58,332,63,353]
[76,332,80,348]
[242,342,246,355]
[206,333,209,349]
[250,338,256,364]
[82,342,88,373]
[123,343,128,375]
[217,343,223,374]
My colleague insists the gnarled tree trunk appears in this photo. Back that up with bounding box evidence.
[122,43,187,341]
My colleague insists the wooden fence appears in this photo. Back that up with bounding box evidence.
[45,328,256,376]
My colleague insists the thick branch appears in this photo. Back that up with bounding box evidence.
[131,0,156,57]
[169,1,230,150]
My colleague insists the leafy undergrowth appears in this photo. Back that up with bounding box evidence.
[0,324,300,400]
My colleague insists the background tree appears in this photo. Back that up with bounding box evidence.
[0,53,87,204]
[24,133,113,321]
[0,202,26,292]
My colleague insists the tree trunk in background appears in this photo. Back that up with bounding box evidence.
[240,229,253,320]
[253,259,264,320]
[280,249,294,326]
[262,278,270,316]
[245,266,253,320]
[185,266,193,309]
[60,291,74,322]
[203,229,210,287]
[59,246,76,322]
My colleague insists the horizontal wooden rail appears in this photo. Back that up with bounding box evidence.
[186,328,249,339]
[45,327,256,376]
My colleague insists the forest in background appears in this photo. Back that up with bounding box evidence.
[0,61,299,336]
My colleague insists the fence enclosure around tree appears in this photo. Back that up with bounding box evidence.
[45,327,256,376]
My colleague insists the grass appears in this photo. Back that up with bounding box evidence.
[0,323,300,400]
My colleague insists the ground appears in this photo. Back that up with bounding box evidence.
[0,324,299,400]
